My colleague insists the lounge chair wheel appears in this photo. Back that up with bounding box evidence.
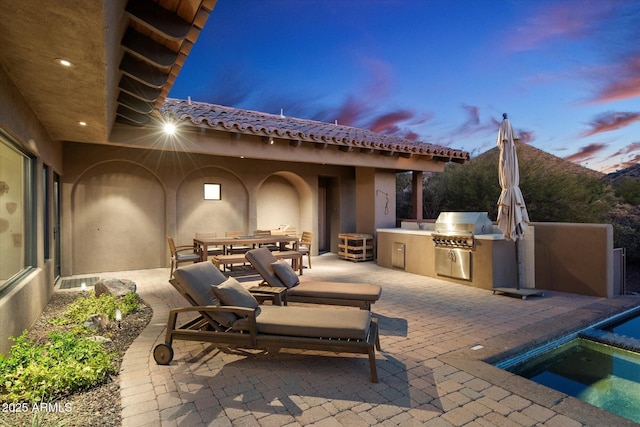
[153,343,174,365]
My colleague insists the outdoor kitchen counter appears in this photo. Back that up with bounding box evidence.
[376,228,507,240]
[376,228,517,291]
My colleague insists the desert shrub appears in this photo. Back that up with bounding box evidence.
[50,291,140,325]
[0,329,115,402]
[400,146,614,223]
[609,204,640,264]
[612,177,640,206]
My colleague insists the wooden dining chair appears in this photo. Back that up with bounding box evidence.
[254,229,278,251]
[167,237,201,278]
[195,232,223,259]
[298,231,313,269]
[224,230,252,255]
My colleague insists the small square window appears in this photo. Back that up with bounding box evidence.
[204,183,221,200]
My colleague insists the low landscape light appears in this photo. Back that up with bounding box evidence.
[56,58,72,67]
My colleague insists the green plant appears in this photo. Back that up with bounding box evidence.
[0,410,70,427]
[612,177,640,205]
[50,291,140,325]
[0,330,115,403]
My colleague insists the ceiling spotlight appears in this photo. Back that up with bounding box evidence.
[78,121,87,126]
[163,122,176,135]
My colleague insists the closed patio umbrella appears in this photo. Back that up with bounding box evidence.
[493,114,543,299]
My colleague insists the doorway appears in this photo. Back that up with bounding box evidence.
[318,177,339,253]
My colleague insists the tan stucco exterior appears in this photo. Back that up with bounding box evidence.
[533,222,614,298]
[0,67,62,353]
[60,141,384,276]
[376,222,617,298]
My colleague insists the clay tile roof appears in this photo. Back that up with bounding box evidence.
[161,98,470,163]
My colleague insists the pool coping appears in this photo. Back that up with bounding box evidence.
[440,299,640,427]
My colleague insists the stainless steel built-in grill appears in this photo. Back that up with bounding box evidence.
[432,212,493,281]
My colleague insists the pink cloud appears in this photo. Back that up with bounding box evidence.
[592,54,640,103]
[404,131,419,141]
[454,105,498,138]
[369,110,414,133]
[606,141,640,160]
[620,154,640,169]
[565,143,608,163]
[334,57,394,127]
[335,97,366,126]
[603,153,640,173]
[582,111,640,137]
[516,129,535,144]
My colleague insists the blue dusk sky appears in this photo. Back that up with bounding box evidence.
[169,0,640,173]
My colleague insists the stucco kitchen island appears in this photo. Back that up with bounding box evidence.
[377,225,522,291]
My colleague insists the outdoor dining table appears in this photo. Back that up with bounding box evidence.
[193,235,299,262]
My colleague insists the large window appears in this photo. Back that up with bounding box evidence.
[0,132,35,293]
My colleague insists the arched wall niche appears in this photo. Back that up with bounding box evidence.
[257,171,313,237]
[71,160,166,273]
[177,166,249,240]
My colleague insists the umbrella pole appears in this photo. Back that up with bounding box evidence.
[515,238,521,290]
[493,232,545,299]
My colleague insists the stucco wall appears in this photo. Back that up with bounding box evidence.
[257,175,300,231]
[533,222,614,297]
[71,160,166,272]
[61,142,362,275]
[0,67,62,353]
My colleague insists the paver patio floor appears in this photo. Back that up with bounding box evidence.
[67,254,640,426]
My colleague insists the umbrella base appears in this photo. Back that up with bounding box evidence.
[493,287,545,300]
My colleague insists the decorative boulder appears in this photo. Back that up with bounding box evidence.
[94,278,137,297]
[87,336,113,344]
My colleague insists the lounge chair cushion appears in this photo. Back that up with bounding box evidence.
[271,260,300,288]
[233,306,371,340]
[173,261,237,327]
[287,281,382,301]
[245,247,287,288]
[212,277,259,311]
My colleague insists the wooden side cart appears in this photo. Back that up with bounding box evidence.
[338,233,374,262]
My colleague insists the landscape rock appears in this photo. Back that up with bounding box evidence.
[87,335,113,344]
[84,313,109,330]
[94,278,137,297]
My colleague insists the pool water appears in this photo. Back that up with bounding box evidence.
[509,338,640,423]
[604,314,640,339]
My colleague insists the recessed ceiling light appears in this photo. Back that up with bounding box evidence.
[78,121,87,126]
[56,58,72,67]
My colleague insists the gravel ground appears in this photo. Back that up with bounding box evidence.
[0,291,152,427]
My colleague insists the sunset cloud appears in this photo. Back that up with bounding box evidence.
[565,143,609,163]
[515,129,535,144]
[369,110,414,133]
[335,97,366,127]
[582,111,640,137]
[591,55,640,103]
[604,153,640,173]
[606,141,640,160]
[454,104,498,138]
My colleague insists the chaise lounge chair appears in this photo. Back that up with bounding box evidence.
[153,261,381,382]
[245,248,382,310]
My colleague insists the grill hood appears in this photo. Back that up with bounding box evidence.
[434,212,493,235]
